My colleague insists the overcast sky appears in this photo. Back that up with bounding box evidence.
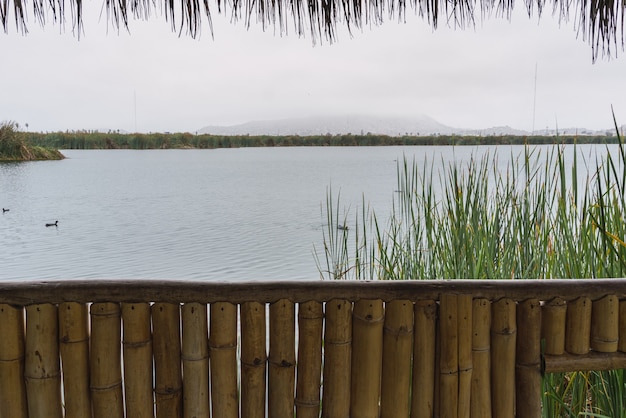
[1,2,625,133]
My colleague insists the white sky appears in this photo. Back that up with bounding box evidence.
[1,2,625,133]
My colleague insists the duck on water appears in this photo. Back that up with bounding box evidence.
[46,221,58,227]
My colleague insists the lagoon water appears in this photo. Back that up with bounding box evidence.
[0,145,612,281]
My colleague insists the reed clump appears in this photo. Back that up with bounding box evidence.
[316,118,626,416]
[0,121,64,161]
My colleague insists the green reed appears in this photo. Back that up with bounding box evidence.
[316,120,626,414]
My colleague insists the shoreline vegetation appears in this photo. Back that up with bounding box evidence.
[26,130,622,150]
[315,119,626,415]
[0,122,64,161]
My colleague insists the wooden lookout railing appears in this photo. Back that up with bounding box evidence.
[2,279,626,418]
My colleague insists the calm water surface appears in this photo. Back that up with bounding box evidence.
[0,145,611,281]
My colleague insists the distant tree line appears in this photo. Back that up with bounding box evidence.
[25,131,622,150]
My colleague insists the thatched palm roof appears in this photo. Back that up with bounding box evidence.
[1,0,624,59]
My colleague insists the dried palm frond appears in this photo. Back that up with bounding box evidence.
[0,0,624,59]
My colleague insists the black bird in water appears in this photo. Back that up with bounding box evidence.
[46,221,58,227]
[2,208,8,213]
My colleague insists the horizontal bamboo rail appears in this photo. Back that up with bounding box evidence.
[2,279,626,418]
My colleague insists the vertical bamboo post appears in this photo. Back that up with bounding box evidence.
[152,302,182,418]
[350,299,384,418]
[240,301,267,418]
[515,298,542,418]
[295,301,323,418]
[565,297,592,355]
[210,302,239,418]
[457,295,472,418]
[591,295,619,353]
[470,298,491,418]
[438,294,458,418]
[90,302,124,418]
[25,303,63,418]
[411,300,437,418]
[182,303,209,418]
[380,299,414,418]
[619,299,626,353]
[541,297,567,355]
[0,304,28,418]
[491,298,516,418]
[59,302,92,418]
[122,302,154,418]
[322,299,352,418]
[268,298,295,418]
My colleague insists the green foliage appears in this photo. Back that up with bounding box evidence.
[26,130,621,150]
[316,121,626,414]
[0,121,64,161]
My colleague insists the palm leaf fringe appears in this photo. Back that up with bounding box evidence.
[1,0,624,59]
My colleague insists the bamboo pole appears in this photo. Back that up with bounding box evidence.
[210,301,239,418]
[438,294,458,418]
[350,299,384,418]
[90,302,124,418]
[322,299,352,418]
[268,298,295,418]
[181,303,209,418]
[591,295,619,353]
[565,297,592,355]
[620,299,626,353]
[240,301,267,418]
[491,298,516,418]
[470,298,491,418]
[380,299,414,418]
[541,297,566,355]
[295,301,323,418]
[0,304,28,418]
[8,278,626,306]
[122,302,154,418]
[59,302,91,418]
[152,302,182,418]
[544,351,626,372]
[457,295,472,418]
[515,298,542,418]
[25,303,63,418]
[411,300,437,418]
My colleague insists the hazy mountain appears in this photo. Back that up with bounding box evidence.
[198,115,460,136]
[197,115,620,137]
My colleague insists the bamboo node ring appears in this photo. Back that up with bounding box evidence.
[353,313,384,323]
[90,380,122,391]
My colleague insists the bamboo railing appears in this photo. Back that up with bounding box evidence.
[3,279,626,417]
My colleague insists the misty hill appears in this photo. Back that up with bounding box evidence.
[199,115,466,136]
[197,115,622,137]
